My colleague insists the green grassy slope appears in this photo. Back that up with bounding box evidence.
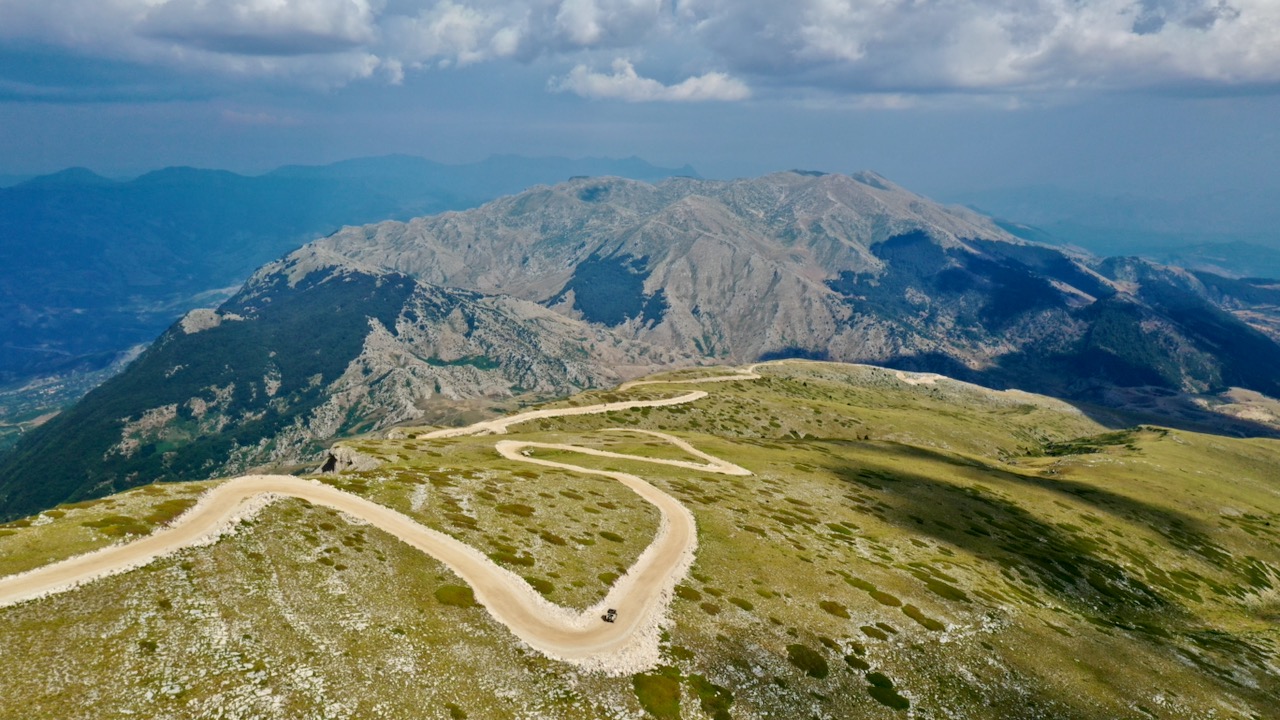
[1,361,1277,719]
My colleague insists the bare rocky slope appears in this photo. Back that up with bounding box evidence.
[312,170,1280,397]
[0,253,690,517]
[3,170,1280,519]
[0,154,695,445]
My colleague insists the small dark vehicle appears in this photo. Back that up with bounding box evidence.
[602,608,618,623]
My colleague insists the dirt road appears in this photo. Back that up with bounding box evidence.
[0,368,760,673]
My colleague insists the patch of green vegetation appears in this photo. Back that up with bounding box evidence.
[539,531,567,546]
[687,673,734,720]
[80,514,151,537]
[524,576,555,596]
[869,590,902,606]
[860,625,889,641]
[902,604,945,631]
[488,550,535,567]
[843,575,877,592]
[1037,429,1144,457]
[866,672,911,710]
[921,578,969,602]
[844,654,870,671]
[633,667,683,720]
[676,585,702,601]
[434,585,477,608]
[818,600,849,618]
[144,498,196,525]
[786,643,829,679]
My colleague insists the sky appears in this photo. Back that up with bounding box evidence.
[1,0,1278,202]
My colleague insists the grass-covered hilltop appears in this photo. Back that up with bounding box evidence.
[1,360,1278,719]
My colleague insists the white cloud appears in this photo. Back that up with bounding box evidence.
[140,0,381,56]
[0,0,1278,98]
[382,1,518,68]
[549,0,663,49]
[556,0,607,46]
[684,0,1280,92]
[381,0,666,68]
[0,0,393,91]
[552,58,750,102]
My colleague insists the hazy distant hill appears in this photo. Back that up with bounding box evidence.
[0,154,696,432]
[954,185,1280,279]
[5,170,1280,518]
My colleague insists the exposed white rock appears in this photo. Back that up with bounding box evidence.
[180,308,244,334]
[318,446,383,474]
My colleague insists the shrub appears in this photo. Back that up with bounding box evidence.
[633,668,682,719]
[687,674,734,720]
[435,585,477,608]
[675,585,702,601]
[786,643,829,679]
[819,600,849,618]
[524,576,554,596]
[145,498,195,525]
[869,590,902,607]
[81,515,150,537]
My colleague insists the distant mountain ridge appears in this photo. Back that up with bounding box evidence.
[954,185,1280,280]
[3,169,1280,519]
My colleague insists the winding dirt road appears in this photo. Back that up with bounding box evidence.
[0,367,759,673]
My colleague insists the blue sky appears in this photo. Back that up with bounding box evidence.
[1,0,1278,201]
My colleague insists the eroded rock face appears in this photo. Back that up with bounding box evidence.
[0,255,695,516]
[179,309,244,334]
[319,446,382,474]
[313,172,1014,364]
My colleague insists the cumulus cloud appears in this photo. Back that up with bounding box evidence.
[547,0,664,50]
[552,58,751,101]
[0,0,1277,98]
[380,0,667,69]
[380,0,528,69]
[683,0,1280,92]
[0,0,392,92]
[139,0,380,56]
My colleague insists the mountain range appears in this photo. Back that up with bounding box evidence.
[3,169,1280,519]
[0,154,696,445]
